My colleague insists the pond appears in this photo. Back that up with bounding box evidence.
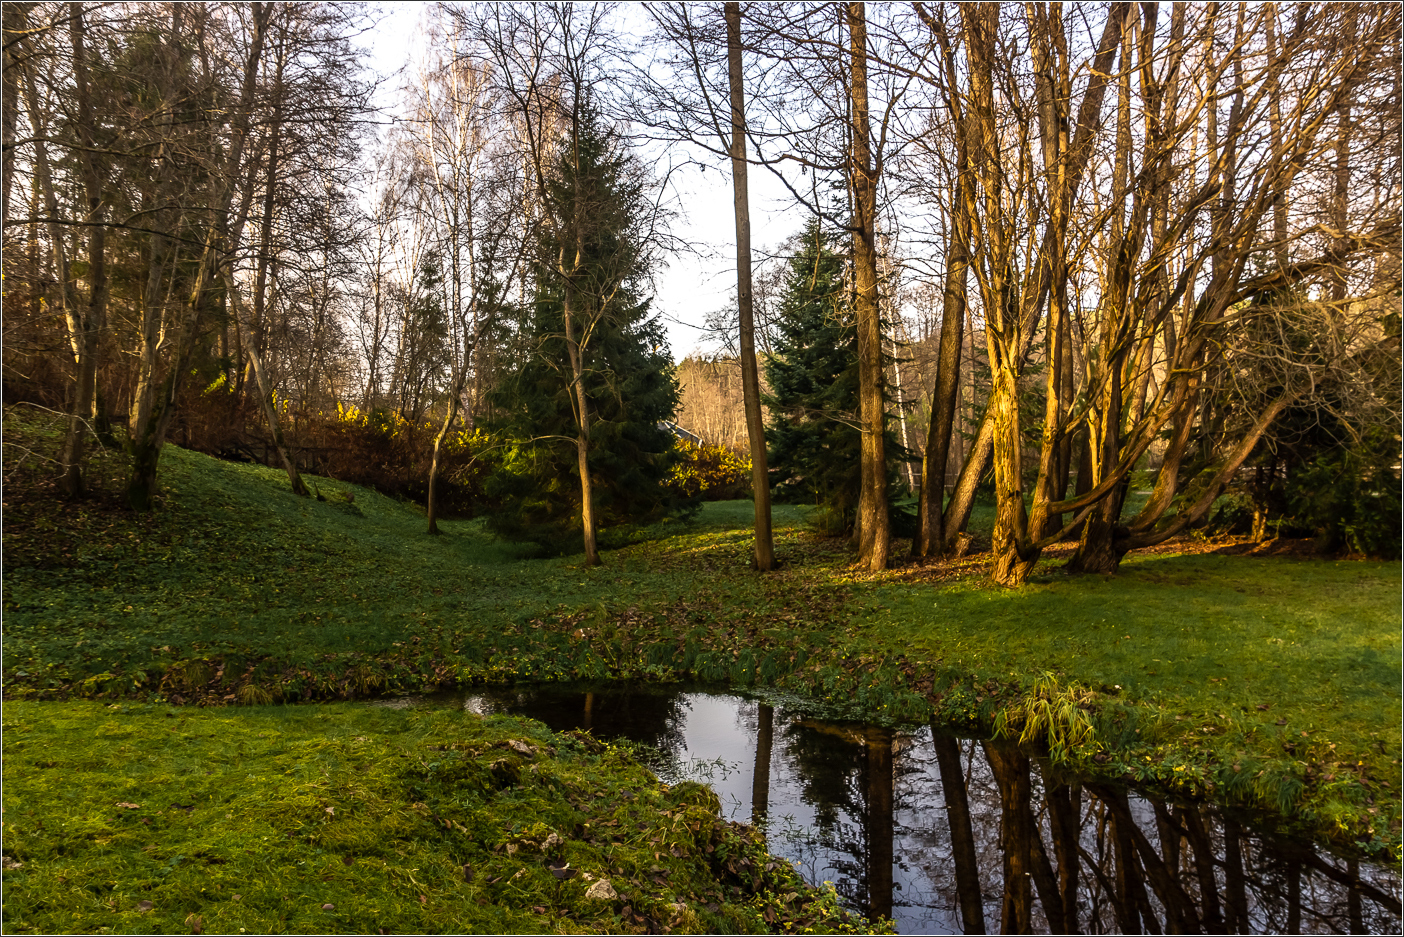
[395,684,1400,934]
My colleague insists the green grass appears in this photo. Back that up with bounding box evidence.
[859,555,1400,852]
[3,407,1400,860]
[1,700,876,935]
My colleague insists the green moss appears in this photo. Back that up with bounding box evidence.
[1,701,882,935]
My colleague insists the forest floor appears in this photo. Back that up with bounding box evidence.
[3,406,1400,927]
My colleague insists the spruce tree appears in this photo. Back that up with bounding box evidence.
[483,112,690,553]
[763,222,911,534]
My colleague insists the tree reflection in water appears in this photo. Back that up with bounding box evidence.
[452,687,1400,934]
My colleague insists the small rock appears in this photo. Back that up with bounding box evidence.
[137,900,154,911]
[584,879,617,901]
[322,903,335,911]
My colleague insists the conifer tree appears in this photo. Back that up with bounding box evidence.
[764,223,910,535]
[483,112,689,553]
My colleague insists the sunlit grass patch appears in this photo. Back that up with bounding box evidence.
[861,551,1401,854]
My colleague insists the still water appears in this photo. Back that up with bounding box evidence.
[412,684,1398,934]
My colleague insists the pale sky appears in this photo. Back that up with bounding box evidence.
[356,2,806,362]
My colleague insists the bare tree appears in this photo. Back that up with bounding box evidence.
[640,1,776,568]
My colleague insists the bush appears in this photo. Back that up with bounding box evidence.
[664,439,752,501]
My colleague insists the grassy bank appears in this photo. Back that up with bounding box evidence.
[2,700,874,935]
[4,409,1400,861]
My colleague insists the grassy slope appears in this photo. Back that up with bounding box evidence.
[3,413,1399,858]
[2,700,872,935]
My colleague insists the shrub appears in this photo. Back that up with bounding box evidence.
[664,439,752,501]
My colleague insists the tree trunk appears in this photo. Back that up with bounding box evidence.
[426,390,458,535]
[230,283,309,497]
[914,171,969,558]
[562,280,600,566]
[726,1,774,571]
[1047,782,1082,933]
[125,5,270,509]
[847,2,889,572]
[1222,817,1249,933]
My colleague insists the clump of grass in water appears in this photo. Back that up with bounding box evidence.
[993,671,1098,763]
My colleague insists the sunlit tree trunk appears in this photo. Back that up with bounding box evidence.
[726,1,774,571]
[847,2,889,572]
[913,170,968,558]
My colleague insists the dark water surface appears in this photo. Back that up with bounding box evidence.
[405,685,1399,934]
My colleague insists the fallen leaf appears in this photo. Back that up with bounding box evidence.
[585,879,617,901]
[137,900,154,912]
[325,807,335,815]
[185,913,204,934]
[116,803,141,810]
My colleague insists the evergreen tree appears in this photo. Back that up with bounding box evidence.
[483,112,691,553]
[763,222,911,534]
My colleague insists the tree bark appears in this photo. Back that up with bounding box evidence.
[1046,782,1082,933]
[562,277,600,566]
[847,2,890,572]
[726,1,775,571]
[125,4,270,509]
[913,170,969,558]
[234,48,309,499]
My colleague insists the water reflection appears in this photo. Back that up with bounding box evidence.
[447,686,1399,935]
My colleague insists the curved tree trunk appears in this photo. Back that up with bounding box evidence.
[426,380,461,535]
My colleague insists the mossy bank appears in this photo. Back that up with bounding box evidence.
[1,700,880,935]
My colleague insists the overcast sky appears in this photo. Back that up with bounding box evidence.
[356,2,807,362]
